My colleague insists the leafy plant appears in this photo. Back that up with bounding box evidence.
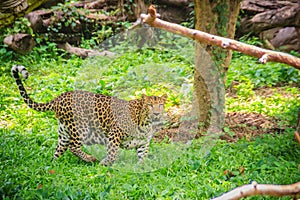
[227,55,300,88]
[0,17,33,37]
[234,77,254,100]
[0,18,34,67]
[238,34,263,47]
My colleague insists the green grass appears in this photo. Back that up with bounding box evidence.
[1,40,300,199]
[1,129,299,199]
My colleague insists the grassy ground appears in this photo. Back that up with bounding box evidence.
[1,40,300,199]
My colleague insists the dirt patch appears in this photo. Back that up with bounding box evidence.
[222,112,285,142]
[154,111,285,143]
[154,86,297,143]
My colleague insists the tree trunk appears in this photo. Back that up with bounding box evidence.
[194,0,241,133]
[0,0,48,28]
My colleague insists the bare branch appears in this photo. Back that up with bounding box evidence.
[140,6,300,69]
[212,181,300,200]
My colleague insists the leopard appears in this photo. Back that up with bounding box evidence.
[12,65,167,166]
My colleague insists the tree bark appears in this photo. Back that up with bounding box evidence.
[193,0,241,134]
[0,0,48,28]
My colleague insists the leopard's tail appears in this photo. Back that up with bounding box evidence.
[11,65,54,112]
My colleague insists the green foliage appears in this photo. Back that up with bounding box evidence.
[81,26,114,49]
[1,128,299,199]
[238,35,263,47]
[226,53,300,126]
[0,41,71,75]
[0,18,34,66]
[181,2,195,29]
[75,47,194,102]
[233,77,255,100]
[0,3,127,52]
[228,54,300,88]
[0,17,33,38]
[226,86,300,125]
[1,32,300,199]
[49,3,89,29]
[290,50,300,58]
[213,2,229,36]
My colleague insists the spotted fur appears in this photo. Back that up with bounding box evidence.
[12,65,167,165]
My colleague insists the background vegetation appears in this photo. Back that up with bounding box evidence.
[0,17,300,199]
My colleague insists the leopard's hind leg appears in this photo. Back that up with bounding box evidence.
[54,122,71,160]
[68,122,97,162]
[99,127,122,166]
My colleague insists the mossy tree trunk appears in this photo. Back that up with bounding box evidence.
[0,0,48,28]
[194,0,241,132]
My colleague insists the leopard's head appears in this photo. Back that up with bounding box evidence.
[142,94,167,123]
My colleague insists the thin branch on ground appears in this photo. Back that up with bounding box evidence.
[56,42,116,58]
[211,181,300,200]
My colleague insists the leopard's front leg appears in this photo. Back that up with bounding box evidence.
[136,141,150,162]
[136,128,153,162]
[100,129,121,166]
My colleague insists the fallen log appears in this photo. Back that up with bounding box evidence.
[3,34,36,54]
[240,0,300,35]
[261,27,300,53]
[159,0,191,6]
[69,0,108,9]
[26,8,113,33]
[24,4,118,45]
[140,5,300,69]
[238,0,300,53]
[57,42,116,58]
[2,0,121,46]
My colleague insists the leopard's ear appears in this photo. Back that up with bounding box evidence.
[141,94,149,102]
[161,94,168,101]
